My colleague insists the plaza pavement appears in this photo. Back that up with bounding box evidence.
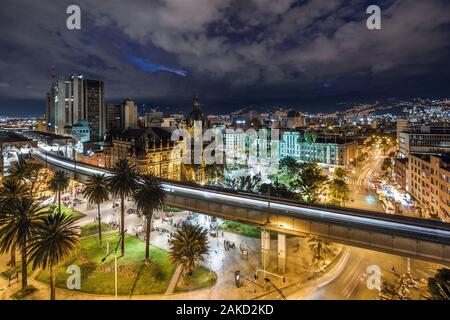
[0,194,345,300]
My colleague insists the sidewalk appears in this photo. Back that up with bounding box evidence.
[0,197,347,300]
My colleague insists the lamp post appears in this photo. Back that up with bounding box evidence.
[73,147,77,181]
[102,229,127,299]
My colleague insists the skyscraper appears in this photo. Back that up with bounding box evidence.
[83,79,105,140]
[46,74,105,140]
[105,98,138,132]
[121,98,138,130]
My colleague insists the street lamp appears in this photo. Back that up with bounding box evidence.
[101,229,127,300]
[73,147,77,181]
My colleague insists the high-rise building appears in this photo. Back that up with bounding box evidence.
[83,79,105,140]
[46,74,105,141]
[105,104,122,132]
[122,98,138,130]
[105,99,139,132]
[397,122,450,158]
[408,153,450,221]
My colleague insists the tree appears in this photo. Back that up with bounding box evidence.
[328,168,350,207]
[279,156,299,175]
[133,174,165,265]
[205,163,224,185]
[328,178,350,207]
[222,173,262,192]
[28,212,80,300]
[83,174,110,247]
[0,197,48,289]
[381,157,393,176]
[7,157,29,180]
[427,268,450,300]
[107,159,138,256]
[47,170,70,214]
[293,162,328,203]
[307,236,332,266]
[278,156,300,187]
[0,178,25,269]
[8,159,46,199]
[258,182,297,200]
[334,167,348,181]
[169,225,209,276]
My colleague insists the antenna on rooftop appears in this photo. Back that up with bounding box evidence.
[49,65,56,84]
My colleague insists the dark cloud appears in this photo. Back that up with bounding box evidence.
[0,0,449,116]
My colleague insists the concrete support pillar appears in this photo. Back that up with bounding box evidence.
[261,230,271,270]
[278,233,287,274]
[406,257,411,274]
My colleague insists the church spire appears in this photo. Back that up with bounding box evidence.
[194,95,200,112]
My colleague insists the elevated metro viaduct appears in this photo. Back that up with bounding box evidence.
[33,149,450,273]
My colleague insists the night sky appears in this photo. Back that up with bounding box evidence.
[0,0,449,116]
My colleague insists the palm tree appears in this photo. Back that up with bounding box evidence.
[307,236,332,266]
[0,197,48,289]
[7,157,29,180]
[47,170,70,214]
[427,268,450,300]
[0,178,25,269]
[107,159,138,256]
[8,159,46,198]
[83,174,110,247]
[28,212,80,300]
[133,174,165,265]
[169,225,209,276]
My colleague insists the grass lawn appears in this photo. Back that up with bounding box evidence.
[43,204,86,220]
[175,267,217,293]
[162,205,184,213]
[36,230,176,295]
[219,220,261,238]
[80,222,115,237]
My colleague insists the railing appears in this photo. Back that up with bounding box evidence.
[33,148,450,237]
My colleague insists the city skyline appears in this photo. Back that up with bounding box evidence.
[0,0,450,116]
[0,0,449,304]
